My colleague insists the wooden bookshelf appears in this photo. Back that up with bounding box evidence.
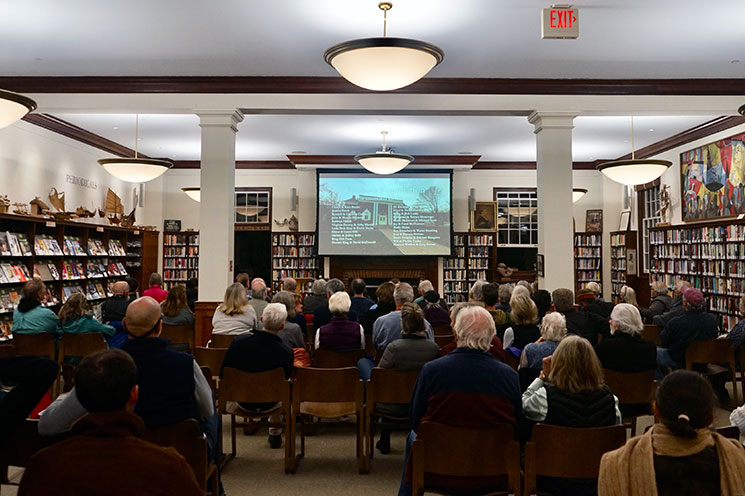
[0,213,158,339]
[610,231,638,303]
[649,222,740,332]
[162,231,199,290]
[271,232,323,294]
[574,232,603,295]
[442,232,494,305]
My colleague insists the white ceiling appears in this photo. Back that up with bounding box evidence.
[55,113,717,161]
[4,0,745,78]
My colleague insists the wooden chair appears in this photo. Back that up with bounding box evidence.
[10,333,56,360]
[58,332,107,361]
[209,333,236,349]
[411,421,521,496]
[603,369,656,435]
[217,367,292,473]
[310,348,366,368]
[433,334,455,348]
[685,339,738,405]
[143,419,219,495]
[716,425,741,440]
[641,324,662,346]
[523,424,627,496]
[366,368,420,469]
[0,343,15,357]
[160,323,195,353]
[431,324,452,336]
[291,366,365,473]
[194,346,228,384]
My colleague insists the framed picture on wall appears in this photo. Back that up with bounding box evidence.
[585,209,603,233]
[472,202,497,231]
[618,210,631,231]
[536,254,545,277]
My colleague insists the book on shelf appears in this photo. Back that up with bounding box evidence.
[0,233,9,256]
[6,233,23,256]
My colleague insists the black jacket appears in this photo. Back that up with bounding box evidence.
[661,311,718,365]
[583,299,615,320]
[562,309,609,345]
[652,295,684,328]
[594,333,657,373]
[640,294,673,321]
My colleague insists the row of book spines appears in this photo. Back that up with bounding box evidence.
[163,269,199,281]
[272,234,316,245]
[575,248,601,258]
[444,259,466,269]
[164,247,200,257]
[610,234,626,245]
[651,226,729,244]
[575,234,602,246]
[272,260,319,269]
[163,234,199,245]
[444,282,468,292]
[271,269,321,280]
[650,260,726,274]
[577,272,601,282]
[163,259,199,269]
[653,244,727,258]
[468,247,491,257]
[468,235,493,246]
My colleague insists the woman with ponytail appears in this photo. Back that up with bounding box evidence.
[599,370,745,495]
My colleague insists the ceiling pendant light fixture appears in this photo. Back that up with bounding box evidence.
[0,88,37,129]
[182,187,200,202]
[324,2,444,91]
[355,131,413,175]
[572,188,588,203]
[98,115,172,183]
[597,116,671,186]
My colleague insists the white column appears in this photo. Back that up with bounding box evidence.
[528,111,576,292]
[197,110,244,301]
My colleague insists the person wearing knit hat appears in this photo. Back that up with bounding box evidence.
[422,290,450,326]
[656,286,718,380]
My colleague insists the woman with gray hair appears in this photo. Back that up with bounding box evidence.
[640,280,673,321]
[315,291,364,352]
[520,311,566,370]
[594,303,656,374]
[271,291,307,351]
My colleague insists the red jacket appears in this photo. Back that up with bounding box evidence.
[143,284,168,303]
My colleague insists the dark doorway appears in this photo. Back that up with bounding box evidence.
[234,230,271,283]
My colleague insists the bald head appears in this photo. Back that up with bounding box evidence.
[112,281,129,296]
[123,296,162,337]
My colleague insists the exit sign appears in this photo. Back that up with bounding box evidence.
[542,7,579,39]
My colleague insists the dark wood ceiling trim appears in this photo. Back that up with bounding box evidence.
[6,76,745,95]
[287,154,481,166]
[614,115,745,160]
[22,113,144,158]
[172,160,295,169]
[473,161,604,170]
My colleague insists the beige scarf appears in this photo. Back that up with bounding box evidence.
[598,424,745,496]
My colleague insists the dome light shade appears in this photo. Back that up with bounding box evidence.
[597,159,671,186]
[572,188,588,203]
[355,151,413,174]
[98,158,172,183]
[182,187,200,202]
[0,89,37,129]
[325,37,444,91]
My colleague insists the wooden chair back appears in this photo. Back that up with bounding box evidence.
[160,323,194,353]
[311,348,366,368]
[368,368,420,406]
[218,367,289,413]
[0,343,15,358]
[524,423,626,494]
[194,346,227,380]
[433,334,455,348]
[431,324,452,336]
[59,333,107,361]
[199,365,217,393]
[143,419,214,492]
[603,369,656,406]
[209,333,236,349]
[412,421,520,496]
[293,366,363,404]
[11,333,56,360]
[716,425,741,439]
[641,324,662,346]
[685,338,738,405]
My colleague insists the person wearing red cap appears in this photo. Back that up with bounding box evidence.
[656,286,717,380]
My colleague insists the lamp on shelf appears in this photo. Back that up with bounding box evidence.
[0,89,36,129]
[596,116,671,186]
[572,188,588,203]
[98,115,172,183]
[354,130,413,175]
[324,2,444,91]
[182,188,200,202]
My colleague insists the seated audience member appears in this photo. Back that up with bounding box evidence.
[248,278,269,318]
[532,289,552,322]
[502,292,541,351]
[727,295,745,351]
[595,303,656,373]
[440,303,505,361]
[653,279,691,328]
[553,287,609,345]
[483,282,510,339]
[160,285,195,327]
[399,305,521,496]
[0,355,57,452]
[101,280,130,323]
[421,290,450,326]
[211,282,258,335]
[142,273,168,303]
[413,280,434,306]
[363,281,397,335]
[221,304,295,449]
[496,283,513,313]
[302,278,327,314]
[600,370,745,496]
[586,281,604,301]
[469,279,488,306]
[11,279,59,335]
[656,287,717,380]
[20,350,203,496]
[58,292,115,339]
[373,283,433,353]
[368,303,439,454]
[235,272,250,292]
[185,277,198,310]
[516,280,533,294]
[350,278,374,319]
[282,276,297,294]
[316,291,364,352]
[313,278,357,332]
[523,335,622,496]
[520,311,566,370]
[640,280,673,321]
[620,285,638,307]
[125,276,139,301]
[270,293,306,350]
[577,288,615,321]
